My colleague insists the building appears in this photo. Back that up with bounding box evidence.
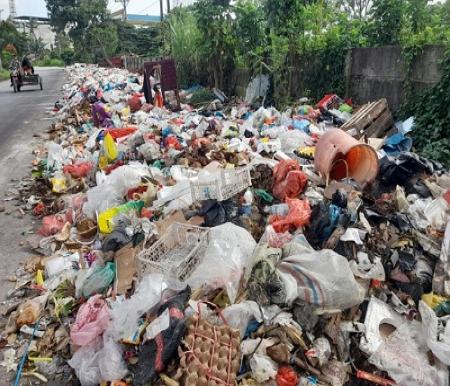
[13,16,56,50]
[111,10,161,26]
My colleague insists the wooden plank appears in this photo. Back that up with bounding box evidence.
[364,109,394,138]
[341,99,388,136]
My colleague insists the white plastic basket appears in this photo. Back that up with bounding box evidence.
[136,223,210,282]
[190,166,252,202]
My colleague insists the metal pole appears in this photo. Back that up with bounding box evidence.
[166,0,171,13]
[160,0,164,21]
[123,0,127,21]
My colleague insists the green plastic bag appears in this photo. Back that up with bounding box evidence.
[81,262,116,298]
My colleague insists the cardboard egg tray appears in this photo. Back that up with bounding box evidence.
[180,314,241,386]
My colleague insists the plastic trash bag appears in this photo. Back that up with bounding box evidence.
[104,132,118,162]
[97,200,144,234]
[133,287,191,385]
[63,162,93,178]
[272,160,308,201]
[83,162,150,217]
[269,198,311,233]
[278,249,364,311]
[222,300,263,338]
[419,301,450,366]
[70,295,110,346]
[108,273,186,341]
[68,339,102,386]
[38,212,72,236]
[81,262,115,298]
[98,334,127,381]
[369,321,448,386]
[249,353,278,382]
[187,223,256,303]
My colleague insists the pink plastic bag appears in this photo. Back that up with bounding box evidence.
[266,225,293,248]
[38,210,73,236]
[272,160,308,201]
[70,295,110,347]
[269,198,311,233]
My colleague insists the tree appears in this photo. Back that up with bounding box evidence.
[368,0,405,45]
[0,21,30,68]
[194,0,236,89]
[45,0,118,62]
[116,22,162,57]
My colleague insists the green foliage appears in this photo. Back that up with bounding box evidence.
[398,47,450,168]
[116,22,162,57]
[0,21,30,64]
[189,88,216,105]
[34,56,65,67]
[167,7,207,87]
[367,0,406,46]
[0,68,9,80]
[194,0,236,89]
[46,0,118,63]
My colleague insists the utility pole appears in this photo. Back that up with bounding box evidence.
[160,0,164,21]
[166,0,171,14]
[0,9,3,21]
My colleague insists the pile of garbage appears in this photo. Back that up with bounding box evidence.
[1,63,450,386]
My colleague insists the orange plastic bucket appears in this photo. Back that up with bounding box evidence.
[314,129,379,184]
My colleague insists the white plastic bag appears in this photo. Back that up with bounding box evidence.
[98,334,128,381]
[83,162,150,217]
[369,322,448,386]
[187,223,256,303]
[222,300,263,338]
[68,339,102,386]
[278,249,364,311]
[419,300,450,366]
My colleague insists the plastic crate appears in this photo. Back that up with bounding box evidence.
[190,166,252,202]
[136,223,210,282]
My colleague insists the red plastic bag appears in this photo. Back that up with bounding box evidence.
[63,162,93,178]
[105,127,138,140]
[128,94,142,113]
[276,366,299,386]
[273,160,308,201]
[70,294,110,346]
[269,198,311,233]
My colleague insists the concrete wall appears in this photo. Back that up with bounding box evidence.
[232,45,443,110]
[346,45,443,110]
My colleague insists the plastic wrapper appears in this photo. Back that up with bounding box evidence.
[272,160,308,201]
[187,223,256,303]
[81,262,115,298]
[269,199,311,233]
[278,249,364,311]
[305,337,331,366]
[70,295,110,346]
[369,321,448,386]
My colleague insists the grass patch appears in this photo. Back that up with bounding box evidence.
[34,57,64,67]
[0,68,9,81]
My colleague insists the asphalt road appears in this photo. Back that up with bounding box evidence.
[0,67,65,302]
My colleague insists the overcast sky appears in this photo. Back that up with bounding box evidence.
[0,0,184,20]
